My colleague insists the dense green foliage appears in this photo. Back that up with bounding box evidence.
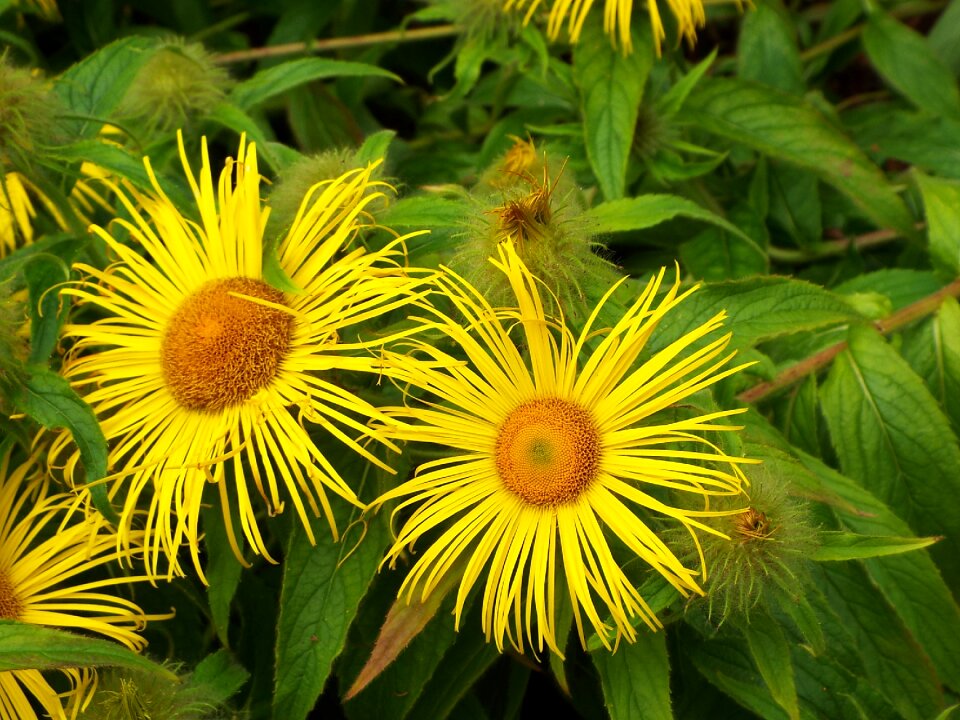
[2,0,960,718]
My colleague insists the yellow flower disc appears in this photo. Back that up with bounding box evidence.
[0,570,21,619]
[495,397,600,506]
[161,277,293,412]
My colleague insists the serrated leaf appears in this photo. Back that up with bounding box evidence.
[585,195,760,250]
[812,532,939,561]
[594,631,672,720]
[13,366,115,523]
[586,574,679,652]
[744,613,799,720]
[53,36,157,138]
[915,171,960,275]
[272,509,389,720]
[189,650,249,706]
[683,77,916,237]
[862,10,960,121]
[573,16,652,199]
[230,58,399,111]
[820,324,960,587]
[645,276,859,354]
[0,621,176,679]
[24,254,69,365]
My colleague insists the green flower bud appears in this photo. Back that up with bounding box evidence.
[673,470,820,625]
[452,146,619,322]
[0,56,60,170]
[120,40,230,134]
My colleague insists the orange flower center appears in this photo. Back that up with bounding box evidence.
[494,397,601,506]
[0,570,21,619]
[161,277,293,412]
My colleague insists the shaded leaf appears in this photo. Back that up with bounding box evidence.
[594,631,672,720]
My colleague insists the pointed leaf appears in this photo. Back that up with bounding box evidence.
[594,631,672,720]
[744,613,799,720]
[915,171,960,275]
[812,532,939,561]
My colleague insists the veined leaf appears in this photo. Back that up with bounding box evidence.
[820,324,960,588]
[743,613,799,720]
[24,254,69,365]
[684,77,916,237]
[738,1,803,94]
[573,15,652,199]
[901,297,960,435]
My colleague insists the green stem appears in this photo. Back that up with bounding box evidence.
[737,277,960,404]
[214,24,461,64]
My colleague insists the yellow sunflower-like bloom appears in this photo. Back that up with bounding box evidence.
[0,447,159,720]
[50,133,421,579]
[373,241,753,654]
[506,0,706,54]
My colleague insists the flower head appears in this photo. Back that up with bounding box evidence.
[51,133,421,579]
[0,446,158,720]
[505,0,707,55]
[374,242,753,654]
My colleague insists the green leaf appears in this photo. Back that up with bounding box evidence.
[744,422,960,691]
[189,650,249,706]
[816,563,943,720]
[381,196,465,229]
[230,58,399,111]
[820,324,960,588]
[690,633,789,720]
[737,2,803,94]
[403,615,500,720]
[929,0,960,76]
[585,195,759,249]
[573,15,652,199]
[13,366,115,523]
[811,532,939,561]
[679,205,769,281]
[345,568,459,700]
[645,275,859,355]
[201,503,243,648]
[207,102,286,173]
[53,36,158,138]
[594,631,672,720]
[24,254,69,365]
[901,297,960,434]
[272,508,389,720]
[0,621,176,679]
[915,171,960,275]
[683,77,916,237]
[354,130,396,166]
[655,50,715,119]
[743,613,799,720]
[862,10,960,121]
[586,574,679,652]
[341,579,459,720]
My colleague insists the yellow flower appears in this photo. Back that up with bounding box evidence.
[0,172,39,258]
[51,133,420,580]
[506,0,707,54]
[373,242,753,654]
[0,446,158,720]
